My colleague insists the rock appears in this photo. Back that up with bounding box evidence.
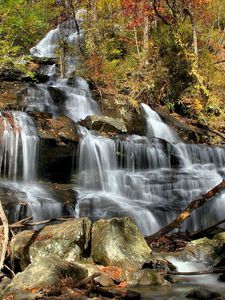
[186,288,221,299]
[213,232,225,241]
[126,269,169,287]
[11,218,91,268]
[184,238,224,264]
[91,217,152,270]
[31,112,80,143]
[80,115,127,134]
[3,256,88,300]
[30,112,80,182]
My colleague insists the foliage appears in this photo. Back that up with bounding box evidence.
[0,0,63,71]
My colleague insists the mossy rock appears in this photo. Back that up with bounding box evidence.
[2,256,88,300]
[126,268,169,287]
[11,218,91,269]
[80,115,127,134]
[91,217,152,270]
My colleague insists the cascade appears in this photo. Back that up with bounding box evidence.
[76,105,225,235]
[2,22,225,235]
[27,20,99,122]
[0,111,64,222]
[0,111,38,181]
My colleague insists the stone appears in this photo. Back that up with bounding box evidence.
[11,218,91,268]
[3,256,88,300]
[186,288,221,299]
[184,237,224,264]
[126,269,169,287]
[80,115,127,134]
[91,217,152,270]
[213,232,225,241]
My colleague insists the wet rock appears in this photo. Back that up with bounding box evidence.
[184,238,224,264]
[3,256,88,300]
[80,115,127,134]
[126,269,169,287]
[91,217,152,270]
[30,112,80,182]
[11,218,91,268]
[31,112,80,143]
[213,231,225,241]
[186,288,221,299]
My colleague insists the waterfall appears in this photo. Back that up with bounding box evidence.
[0,111,38,181]
[27,20,100,122]
[141,103,180,143]
[75,105,225,235]
[2,23,224,235]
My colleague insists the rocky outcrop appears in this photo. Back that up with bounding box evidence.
[11,218,91,269]
[80,115,127,135]
[30,112,80,182]
[91,217,152,270]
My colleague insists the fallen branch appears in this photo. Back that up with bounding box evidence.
[168,267,225,276]
[190,217,225,240]
[9,216,75,228]
[145,180,225,244]
[74,272,101,288]
[0,201,9,270]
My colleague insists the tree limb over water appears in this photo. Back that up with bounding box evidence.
[145,180,225,245]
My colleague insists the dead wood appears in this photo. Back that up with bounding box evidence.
[145,180,225,245]
[0,201,9,270]
[8,216,75,229]
[74,272,101,289]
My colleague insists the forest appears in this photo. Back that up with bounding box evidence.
[0,0,225,300]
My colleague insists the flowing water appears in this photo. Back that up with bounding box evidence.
[1,21,225,237]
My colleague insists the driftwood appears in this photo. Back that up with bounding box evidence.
[0,201,9,270]
[8,216,75,229]
[145,180,225,244]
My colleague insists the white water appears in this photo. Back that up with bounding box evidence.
[141,103,180,143]
[75,105,225,235]
[0,111,38,181]
[27,20,99,121]
[168,257,225,288]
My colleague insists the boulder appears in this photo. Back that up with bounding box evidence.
[31,112,79,143]
[2,256,88,300]
[213,231,225,241]
[11,218,91,268]
[184,237,224,264]
[91,217,152,270]
[80,115,127,134]
[126,269,169,287]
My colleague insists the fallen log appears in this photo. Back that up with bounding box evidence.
[145,180,225,244]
